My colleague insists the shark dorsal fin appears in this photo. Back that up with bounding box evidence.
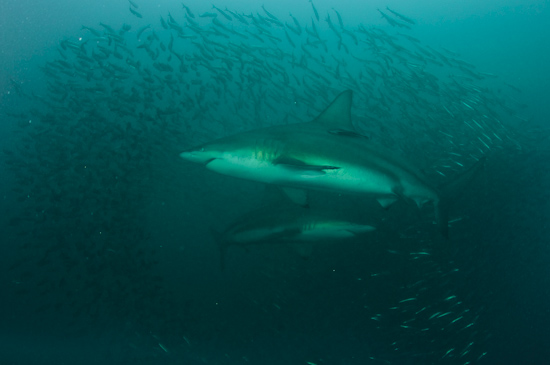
[312,90,354,130]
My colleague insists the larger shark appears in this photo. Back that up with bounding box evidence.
[181,90,483,237]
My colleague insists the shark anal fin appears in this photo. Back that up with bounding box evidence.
[273,156,340,171]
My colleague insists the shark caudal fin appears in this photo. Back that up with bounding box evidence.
[437,156,487,238]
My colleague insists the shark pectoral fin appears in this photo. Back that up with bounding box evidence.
[286,168,327,177]
[273,156,340,176]
[290,165,340,177]
[281,187,309,207]
[288,242,314,259]
[377,197,398,209]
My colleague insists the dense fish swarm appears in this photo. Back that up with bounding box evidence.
[3,1,527,363]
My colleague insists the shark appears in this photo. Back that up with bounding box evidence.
[212,197,376,270]
[181,90,485,237]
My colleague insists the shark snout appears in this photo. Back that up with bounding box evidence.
[179,151,198,161]
[180,149,211,163]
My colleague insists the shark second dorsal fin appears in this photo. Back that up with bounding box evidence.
[312,90,354,130]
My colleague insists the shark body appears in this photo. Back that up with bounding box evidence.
[181,90,477,237]
[220,208,375,246]
[213,203,376,269]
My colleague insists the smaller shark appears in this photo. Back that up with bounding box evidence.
[212,193,375,270]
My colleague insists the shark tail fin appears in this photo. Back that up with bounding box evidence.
[210,228,229,271]
[437,156,487,238]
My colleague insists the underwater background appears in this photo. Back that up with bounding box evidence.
[1,0,549,364]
